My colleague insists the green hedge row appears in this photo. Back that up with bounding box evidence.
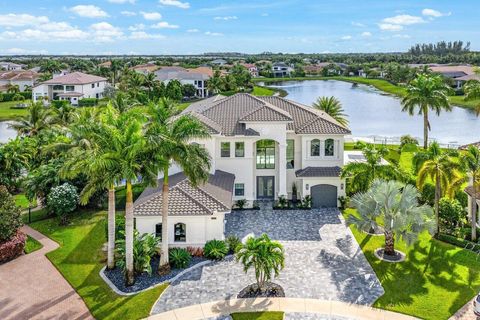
[437,233,480,250]
[0,92,31,102]
[78,98,98,107]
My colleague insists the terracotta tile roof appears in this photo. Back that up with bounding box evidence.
[295,166,342,177]
[430,65,476,76]
[0,70,39,81]
[134,170,235,216]
[40,72,107,85]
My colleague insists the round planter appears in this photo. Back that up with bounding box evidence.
[237,282,285,299]
[374,248,406,263]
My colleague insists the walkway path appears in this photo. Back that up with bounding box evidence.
[0,225,93,320]
[148,298,419,320]
[450,297,477,320]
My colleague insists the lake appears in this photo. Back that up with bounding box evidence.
[266,80,480,146]
[0,121,16,144]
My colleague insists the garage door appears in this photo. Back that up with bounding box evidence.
[311,184,338,208]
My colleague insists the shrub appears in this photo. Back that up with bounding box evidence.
[0,186,23,243]
[0,92,30,102]
[338,196,350,210]
[353,141,366,150]
[51,100,70,108]
[400,135,419,149]
[186,246,204,257]
[235,199,247,210]
[116,230,159,275]
[298,195,312,209]
[0,231,26,263]
[226,235,241,254]
[439,198,467,234]
[169,248,191,269]
[78,98,98,107]
[276,195,288,209]
[47,183,79,225]
[204,239,228,260]
[455,190,468,208]
[419,183,435,206]
[104,214,125,241]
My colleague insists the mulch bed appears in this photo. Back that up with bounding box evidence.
[104,255,208,293]
[237,282,285,298]
[374,248,406,262]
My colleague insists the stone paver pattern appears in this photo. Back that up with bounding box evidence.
[152,208,384,315]
[0,226,93,320]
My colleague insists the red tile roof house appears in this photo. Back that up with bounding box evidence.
[240,63,259,77]
[32,72,108,106]
[0,70,40,92]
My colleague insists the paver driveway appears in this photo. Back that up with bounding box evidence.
[152,208,384,315]
[0,226,93,320]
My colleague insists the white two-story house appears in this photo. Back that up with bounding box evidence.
[134,93,350,247]
[154,67,210,98]
[32,72,108,105]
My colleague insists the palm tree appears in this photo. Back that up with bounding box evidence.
[349,179,435,256]
[6,84,20,94]
[401,73,452,149]
[312,96,349,127]
[464,79,480,116]
[9,102,55,136]
[110,59,122,87]
[341,144,403,193]
[235,234,285,291]
[40,60,63,74]
[415,142,463,236]
[143,72,158,99]
[52,102,77,127]
[207,70,224,94]
[461,146,480,241]
[144,98,211,274]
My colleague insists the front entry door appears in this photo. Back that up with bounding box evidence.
[257,176,275,199]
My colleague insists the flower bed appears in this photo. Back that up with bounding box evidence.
[0,231,26,263]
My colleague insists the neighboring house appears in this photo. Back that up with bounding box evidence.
[134,93,351,246]
[154,66,212,98]
[131,63,159,75]
[32,72,108,105]
[240,63,259,77]
[0,70,39,92]
[98,61,112,68]
[304,62,346,76]
[211,59,228,66]
[0,62,24,71]
[429,65,477,89]
[461,142,480,225]
[53,69,70,78]
[272,62,294,77]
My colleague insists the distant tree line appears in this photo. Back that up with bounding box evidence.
[408,41,471,56]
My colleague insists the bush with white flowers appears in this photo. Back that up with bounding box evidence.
[47,183,79,224]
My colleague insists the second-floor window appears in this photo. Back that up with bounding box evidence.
[325,139,335,156]
[287,139,294,169]
[221,142,230,157]
[235,142,244,157]
[65,85,74,92]
[311,139,320,157]
[91,83,95,88]
[256,140,275,169]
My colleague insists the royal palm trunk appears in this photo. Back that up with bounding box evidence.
[125,181,135,285]
[158,166,171,275]
[384,230,395,256]
[472,174,478,242]
[107,185,116,270]
[423,107,429,149]
[434,173,441,237]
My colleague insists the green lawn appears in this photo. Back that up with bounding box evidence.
[24,235,43,254]
[30,209,167,320]
[344,142,401,164]
[343,208,480,320]
[252,86,275,96]
[231,312,284,320]
[0,100,31,121]
[14,194,36,209]
[22,208,51,224]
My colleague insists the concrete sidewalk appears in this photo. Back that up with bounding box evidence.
[148,298,419,320]
[0,225,93,320]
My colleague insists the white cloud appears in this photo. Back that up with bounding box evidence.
[90,22,123,42]
[361,31,372,37]
[159,0,190,9]
[393,34,411,38]
[0,14,49,27]
[382,14,425,25]
[205,31,223,36]
[1,27,89,41]
[214,16,238,21]
[121,11,137,16]
[187,28,199,32]
[108,0,136,3]
[261,13,269,17]
[1,48,48,55]
[129,31,165,39]
[341,35,352,40]
[151,21,179,29]
[140,11,162,20]
[69,5,109,18]
[128,23,146,31]
[378,23,403,31]
[351,22,365,27]
[422,8,451,18]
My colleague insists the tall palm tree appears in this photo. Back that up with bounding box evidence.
[312,96,349,127]
[144,98,211,274]
[341,144,403,193]
[349,179,435,256]
[110,59,122,87]
[143,72,158,99]
[207,70,224,94]
[9,102,55,137]
[401,73,452,149]
[415,142,463,236]
[464,79,480,116]
[461,146,480,241]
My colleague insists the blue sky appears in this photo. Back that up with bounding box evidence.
[0,0,478,55]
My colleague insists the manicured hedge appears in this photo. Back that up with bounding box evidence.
[0,92,31,102]
[0,231,26,263]
[437,233,480,250]
[78,98,98,107]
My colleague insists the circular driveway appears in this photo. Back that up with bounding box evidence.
[151,208,384,315]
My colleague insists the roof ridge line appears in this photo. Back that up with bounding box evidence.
[246,94,293,119]
[178,180,229,211]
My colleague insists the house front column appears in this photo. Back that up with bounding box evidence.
[278,143,287,197]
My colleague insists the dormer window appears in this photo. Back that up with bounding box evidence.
[325,139,335,157]
[310,139,320,157]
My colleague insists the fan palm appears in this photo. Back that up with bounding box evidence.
[144,98,211,275]
[349,179,435,256]
[414,142,464,236]
[461,146,480,241]
[341,144,404,194]
[9,102,55,137]
[235,234,285,291]
[401,73,452,149]
[312,96,349,127]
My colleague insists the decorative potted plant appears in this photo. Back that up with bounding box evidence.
[291,183,297,204]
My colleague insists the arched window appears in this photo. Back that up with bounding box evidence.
[325,139,334,157]
[155,223,162,240]
[310,139,320,157]
[174,223,186,242]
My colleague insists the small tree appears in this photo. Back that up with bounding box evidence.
[236,234,285,291]
[0,185,23,243]
[349,179,436,256]
[47,183,79,225]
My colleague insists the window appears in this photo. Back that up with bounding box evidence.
[287,139,294,169]
[221,142,230,157]
[97,82,100,87]
[91,83,95,88]
[234,183,245,196]
[52,85,63,90]
[155,223,162,240]
[325,139,335,157]
[256,140,275,169]
[174,223,186,242]
[235,142,245,157]
[65,85,74,92]
[310,139,320,157]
